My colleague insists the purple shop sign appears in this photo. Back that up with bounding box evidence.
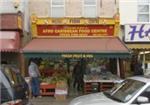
[125,24,150,42]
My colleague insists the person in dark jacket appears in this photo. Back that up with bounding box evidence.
[72,61,83,91]
[133,61,144,76]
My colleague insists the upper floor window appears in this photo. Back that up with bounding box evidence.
[137,0,150,22]
[51,0,65,17]
[83,0,97,17]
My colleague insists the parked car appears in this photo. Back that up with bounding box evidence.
[0,65,29,105]
[69,76,150,105]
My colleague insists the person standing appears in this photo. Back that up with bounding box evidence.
[133,61,144,76]
[28,59,41,98]
[72,61,83,91]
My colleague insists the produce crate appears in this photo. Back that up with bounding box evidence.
[99,82,114,91]
[40,83,56,96]
[40,69,55,77]
[84,82,114,93]
[54,80,68,100]
[84,83,92,94]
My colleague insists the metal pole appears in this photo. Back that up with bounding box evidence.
[143,51,146,74]
[117,58,120,77]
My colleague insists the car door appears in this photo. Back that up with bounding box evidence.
[131,86,150,105]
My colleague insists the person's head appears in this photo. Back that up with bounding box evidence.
[29,58,35,65]
[76,61,81,65]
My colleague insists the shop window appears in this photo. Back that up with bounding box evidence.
[137,0,150,22]
[51,0,65,17]
[83,0,97,17]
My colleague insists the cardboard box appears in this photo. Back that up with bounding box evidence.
[55,89,68,95]
[55,94,67,101]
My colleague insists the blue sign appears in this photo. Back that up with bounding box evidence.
[125,24,150,42]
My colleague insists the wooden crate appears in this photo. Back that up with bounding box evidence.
[40,84,56,96]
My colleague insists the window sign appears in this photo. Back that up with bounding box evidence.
[125,24,150,42]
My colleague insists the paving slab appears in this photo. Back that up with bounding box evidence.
[29,96,76,105]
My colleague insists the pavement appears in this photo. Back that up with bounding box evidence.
[29,81,84,105]
[29,96,75,105]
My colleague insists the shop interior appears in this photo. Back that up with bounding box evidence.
[25,57,122,97]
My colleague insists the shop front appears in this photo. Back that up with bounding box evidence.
[0,31,20,65]
[0,13,23,73]
[23,16,130,99]
[124,24,150,75]
[0,31,20,50]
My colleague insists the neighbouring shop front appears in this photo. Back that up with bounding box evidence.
[22,15,131,100]
[124,24,150,76]
[0,13,23,72]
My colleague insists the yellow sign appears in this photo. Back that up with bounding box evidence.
[61,54,94,58]
[31,16,120,38]
[32,17,116,25]
[18,16,22,29]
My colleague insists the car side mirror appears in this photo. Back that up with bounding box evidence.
[137,96,149,103]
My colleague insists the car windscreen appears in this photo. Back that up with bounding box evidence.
[104,79,145,103]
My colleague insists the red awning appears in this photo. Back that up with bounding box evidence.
[0,31,20,52]
[23,37,129,53]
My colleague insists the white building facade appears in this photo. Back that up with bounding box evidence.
[119,0,150,75]
[29,0,118,18]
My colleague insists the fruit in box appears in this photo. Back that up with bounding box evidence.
[56,80,67,89]
[39,64,44,70]
[50,77,57,84]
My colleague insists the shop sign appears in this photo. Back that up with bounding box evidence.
[50,18,99,24]
[125,24,150,42]
[34,18,115,25]
[37,25,114,37]
[0,13,23,30]
[61,54,94,58]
